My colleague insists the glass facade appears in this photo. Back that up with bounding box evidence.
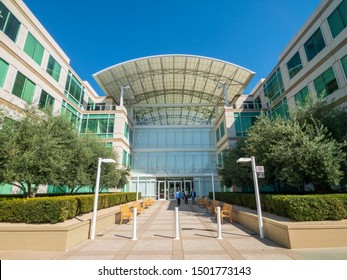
[134,127,215,149]
[46,55,61,82]
[61,100,81,126]
[313,67,339,99]
[328,0,347,38]
[80,114,115,138]
[268,97,289,120]
[38,89,54,109]
[0,57,9,88]
[12,71,36,103]
[215,121,225,143]
[65,71,85,107]
[304,28,326,62]
[0,1,20,42]
[341,55,347,79]
[263,67,285,106]
[24,32,44,65]
[287,52,303,79]
[234,112,260,137]
[294,86,310,106]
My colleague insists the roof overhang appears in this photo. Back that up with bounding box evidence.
[93,54,255,125]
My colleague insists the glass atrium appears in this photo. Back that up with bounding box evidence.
[94,55,255,199]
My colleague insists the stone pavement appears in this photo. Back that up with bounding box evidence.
[1,200,347,260]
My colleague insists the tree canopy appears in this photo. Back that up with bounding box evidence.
[0,109,128,197]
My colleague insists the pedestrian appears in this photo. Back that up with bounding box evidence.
[176,188,182,206]
[184,189,189,204]
[191,188,196,204]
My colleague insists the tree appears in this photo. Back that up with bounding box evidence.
[245,115,346,193]
[0,109,128,197]
[0,110,77,197]
[218,140,253,191]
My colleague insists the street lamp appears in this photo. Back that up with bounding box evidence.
[120,85,130,106]
[90,157,117,240]
[236,156,264,239]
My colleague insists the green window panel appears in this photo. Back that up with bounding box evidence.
[61,101,80,126]
[129,128,133,144]
[269,98,289,120]
[65,71,85,106]
[287,52,303,79]
[46,55,61,81]
[328,0,347,38]
[294,86,310,106]
[24,32,44,65]
[38,89,54,109]
[219,121,225,138]
[341,55,347,79]
[12,72,36,103]
[124,122,129,138]
[263,67,285,106]
[234,112,260,137]
[215,127,220,142]
[0,2,20,42]
[314,67,339,99]
[0,57,9,88]
[87,98,94,110]
[304,28,326,62]
[122,150,127,166]
[128,153,132,168]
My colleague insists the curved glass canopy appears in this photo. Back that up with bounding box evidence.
[93,55,255,125]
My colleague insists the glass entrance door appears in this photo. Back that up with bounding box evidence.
[157,181,166,200]
[168,181,182,200]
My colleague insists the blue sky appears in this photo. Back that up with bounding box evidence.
[24,0,321,96]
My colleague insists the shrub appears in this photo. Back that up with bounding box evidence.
[215,192,347,221]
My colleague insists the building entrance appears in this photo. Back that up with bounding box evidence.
[168,181,182,200]
[156,181,166,200]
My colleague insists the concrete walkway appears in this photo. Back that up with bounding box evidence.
[1,200,347,260]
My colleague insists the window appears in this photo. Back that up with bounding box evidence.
[341,55,347,79]
[234,112,260,137]
[80,114,115,138]
[124,122,129,138]
[268,98,289,120]
[263,67,285,106]
[46,55,61,82]
[129,128,133,144]
[328,0,347,38]
[38,90,54,109]
[12,72,36,103]
[294,86,310,106]
[65,71,85,107]
[0,57,9,88]
[287,52,303,79]
[128,153,132,168]
[0,1,21,42]
[304,28,326,62]
[61,100,81,126]
[313,67,339,99]
[122,150,127,166]
[24,32,44,65]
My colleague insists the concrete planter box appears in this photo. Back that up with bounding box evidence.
[0,202,131,251]
[231,205,347,249]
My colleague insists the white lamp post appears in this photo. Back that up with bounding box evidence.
[90,157,117,240]
[120,85,130,106]
[236,156,264,239]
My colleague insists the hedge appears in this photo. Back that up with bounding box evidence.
[0,192,140,224]
[211,192,347,221]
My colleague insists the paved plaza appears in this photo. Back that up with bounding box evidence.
[1,200,347,260]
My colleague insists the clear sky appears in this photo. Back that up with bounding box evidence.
[24,0,321,96]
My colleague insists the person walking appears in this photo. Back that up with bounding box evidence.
[176,188,182,206]
[191,188,196,204]
[184,190,189,204]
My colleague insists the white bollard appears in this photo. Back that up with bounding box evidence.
[216,206,222,239]
[132,207,137,240]
[175,207,180,240]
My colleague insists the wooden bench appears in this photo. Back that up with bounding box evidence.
[206,200,219,214]
[133,201,144,215]
[120,205,133,224]
[215,203,232,223]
